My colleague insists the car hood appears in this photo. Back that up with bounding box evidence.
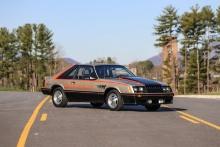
[117,76,167,86]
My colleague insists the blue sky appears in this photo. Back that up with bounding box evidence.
[0,0,219,64]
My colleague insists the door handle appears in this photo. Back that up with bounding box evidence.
[71,81,76,84]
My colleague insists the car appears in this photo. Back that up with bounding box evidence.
[41,64,174,111]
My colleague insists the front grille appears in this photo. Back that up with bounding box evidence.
[144,86,163,93]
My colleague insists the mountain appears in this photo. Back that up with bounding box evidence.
[62,57,80,64]
[147,41,220,66]
[147,52,182,66]
[147,53,162,66]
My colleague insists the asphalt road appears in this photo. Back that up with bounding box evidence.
[0,92,220,147]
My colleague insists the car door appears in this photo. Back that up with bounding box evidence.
[61,65,80,101]
[72,65,104,102]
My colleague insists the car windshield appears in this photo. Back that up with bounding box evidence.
[95,65,135,79]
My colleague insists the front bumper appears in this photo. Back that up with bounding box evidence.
[41,88,51,95]
[121,93,174,105]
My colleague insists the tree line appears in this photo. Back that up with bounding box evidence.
[89,57,117,64]
[0,24,57,91]
[154,5,220,94]
[129,60,154,77]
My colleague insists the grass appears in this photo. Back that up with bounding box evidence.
[203,92,220,95]
[178,92,220,95]
[0,87,26,92]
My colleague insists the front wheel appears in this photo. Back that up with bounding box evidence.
[106,89,123,111]
[145,104,161,111]
[52,87,68,107]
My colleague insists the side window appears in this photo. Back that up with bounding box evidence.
[68,68,78,79]
[76,66,96,80]
[95,66,105,78]
[59,66,79,79]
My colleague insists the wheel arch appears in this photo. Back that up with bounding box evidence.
[104,87,120,98]
[51,84,64,93]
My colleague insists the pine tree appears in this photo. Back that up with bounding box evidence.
[217,6,220,33]
[212,6,220,85]
[0,23,57,90]
[16,24,33,90]
[186,49,198,93]
[200,6,216,93]
[179,40,189,94]
[34,24,57,88]
[0,28,17,87]
[154,5,179,91]
[154,5,179,47]
[162,59,172,85]
[180,5,204,93]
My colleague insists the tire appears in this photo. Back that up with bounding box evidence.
[52,87,68,107]
[106,89,123,111]
[90,102,104,108]
[145,104,161,111]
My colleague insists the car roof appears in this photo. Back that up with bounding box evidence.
[74,64,123,67]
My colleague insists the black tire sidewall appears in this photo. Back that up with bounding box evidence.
[52,87,68,107]
[106,89,123,111]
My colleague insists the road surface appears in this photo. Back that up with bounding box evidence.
[0,91,220,147]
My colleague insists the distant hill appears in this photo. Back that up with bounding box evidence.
[147,53,162,66]
[147,52,182,66]
[147,42,220,66]
[62,57,80,64]
[55,57,80,72]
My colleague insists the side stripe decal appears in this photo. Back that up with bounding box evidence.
[64,90,104,94]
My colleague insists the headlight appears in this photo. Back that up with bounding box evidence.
[162,86,171,93]
[139,87,144,92]
[133,86,144,93]
[133,87,138,92]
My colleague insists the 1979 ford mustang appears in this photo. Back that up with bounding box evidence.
[41,64,174,111]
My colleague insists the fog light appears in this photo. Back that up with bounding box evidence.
[159,99,164,104]
[147,99,152,104]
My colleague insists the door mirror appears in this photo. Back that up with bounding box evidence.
[81,75,97,80]
[89,72,98,80]
[89,76,97,80]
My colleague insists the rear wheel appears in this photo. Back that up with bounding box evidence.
[106,89,123,111]
[145,104,161,111]
[90,102,104,108]
[52,87,68,107]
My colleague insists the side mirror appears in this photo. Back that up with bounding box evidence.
[89,76,97,80]
[82,75,97,80]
